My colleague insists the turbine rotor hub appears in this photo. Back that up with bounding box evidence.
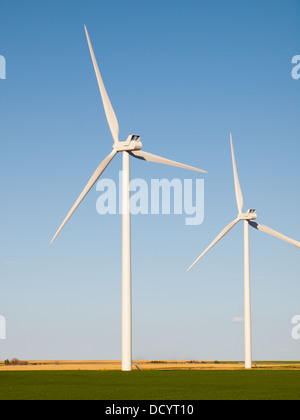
[113,134,142,152]
[239,209,257,220]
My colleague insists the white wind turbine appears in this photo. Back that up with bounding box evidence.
[51,26,206,371]
[188,134,300,369]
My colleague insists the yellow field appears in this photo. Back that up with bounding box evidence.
[1,360,300,371]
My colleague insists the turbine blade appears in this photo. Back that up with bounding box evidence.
[230,134,244,214]
[187,218,240,271]
[51,149,117,244]
[130,150,207,173]
[84,26,119,144]
[249,221,300,249]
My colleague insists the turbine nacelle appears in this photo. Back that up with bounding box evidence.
[113,135,143,152]
[238,209,257,221]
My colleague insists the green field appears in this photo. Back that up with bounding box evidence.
[0,370,300,400]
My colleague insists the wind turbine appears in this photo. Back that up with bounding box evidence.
[51,26,206,371]
[188,134,300,369]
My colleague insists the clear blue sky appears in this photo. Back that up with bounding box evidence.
[0,0,299,361]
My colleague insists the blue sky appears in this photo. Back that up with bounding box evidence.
[0,0,300,361]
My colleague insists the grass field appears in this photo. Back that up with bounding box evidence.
[0,370,300,400]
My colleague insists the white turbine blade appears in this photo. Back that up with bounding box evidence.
[230,134,244,214]
[130,150,207,173]
[84,26,119,144]
[187,218,240,271]
[249,221,300,249]
[51,149,117,244]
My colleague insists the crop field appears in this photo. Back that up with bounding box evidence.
[0,369,300,400]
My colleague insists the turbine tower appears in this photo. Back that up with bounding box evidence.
[51,26,206,371]
[188,134,300,369]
